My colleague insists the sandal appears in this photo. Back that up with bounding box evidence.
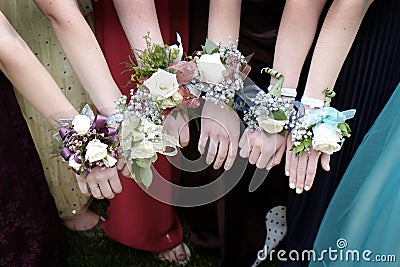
[156,242,191,266]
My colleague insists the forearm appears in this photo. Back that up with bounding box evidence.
[208,0,242,45]
[0,13,77,123]
[113,0,163,52]
[304,0,374,100]
[34,0,121,115]
[273,0,327,88]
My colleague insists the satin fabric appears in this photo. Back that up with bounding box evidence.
[279,0,400,266]
[92,0,189,252]
[311,83,400,267]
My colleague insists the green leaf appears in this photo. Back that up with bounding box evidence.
[303,138,312,149]
[202,39,219,54]
[272,109,287,121]
[136,159,150,168]
[139,167,153,189]
[338,122,351,137]
[130,161,142,185]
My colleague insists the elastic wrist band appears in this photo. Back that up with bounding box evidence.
[281,87,297,97]
[301,96,324,108]
[268,85,297,98]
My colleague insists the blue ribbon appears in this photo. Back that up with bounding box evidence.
[234,84,264,111]
[305,107,356,130]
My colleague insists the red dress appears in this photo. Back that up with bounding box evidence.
[92,0,189,252]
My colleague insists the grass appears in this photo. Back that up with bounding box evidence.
[61,200,276,267]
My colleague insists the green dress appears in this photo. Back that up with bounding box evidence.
[311,83,400,266]
[0,0,93,219]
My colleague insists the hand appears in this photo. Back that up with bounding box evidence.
[198,101,240,170]
[285,134,330,194]
[116,155,134,178]
[239,128,287,170]
[163,110,190,147]
[76,166,122,199]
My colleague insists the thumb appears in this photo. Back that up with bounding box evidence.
[320,153,331,171]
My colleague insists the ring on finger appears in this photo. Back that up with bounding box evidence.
[89,185,100,192]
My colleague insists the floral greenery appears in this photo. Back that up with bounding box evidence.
[194,39,247,108]
[58,105,119,175]
[290,88,354,156]
[242,68,295,136]
[129,32,181,84]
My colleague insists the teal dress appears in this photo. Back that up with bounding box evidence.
[311,83,400,267]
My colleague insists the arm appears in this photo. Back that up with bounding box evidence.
[199,0,243,170]
[0,11,77,123]
[33,0,122,115]
[114,0,190,147]
[287,0,374,193]
[273,0,327,88]
[238,0,326,170]
[208,0,242,45]
[113,0,163,50]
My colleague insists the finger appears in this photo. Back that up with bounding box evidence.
[295,154,309,194]
[304,150,320,191]
[121,165,133,178]
[320,153,331,171]
[285,137,294,177]
[238,130,248,148]
[198,135,208,155]
[179,123,190,147]
[248,145,261,165]
[289,152,298,190]
[109,167,123,194]
[224,138,238,171]
[239,133,250,158]
[86,176,104,199]
[214,139,229,170]
[75,174,90,196]
[256,145,271,169]
[205,139,218,165]
[99,180,115,199]
[271,142,285,168]
[116,157,126,171]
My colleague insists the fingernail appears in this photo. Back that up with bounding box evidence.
[304,185,310,191]
[285,170,290,176]
[326,163,330,171]
[289,182,296,189]
[296,188,302,194]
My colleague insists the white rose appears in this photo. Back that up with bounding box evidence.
[131,141,156,159]
[143,69,179,101]
[160,97,177,109]
[257,117,287,134]
[69,156,82,171]
[312,123,341,154]
[72,114,91,135]
[197,53,226,83]
[142,119,163,140]
[85,139,108,163]
[103,154,117,168]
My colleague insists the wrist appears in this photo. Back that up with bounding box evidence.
[301,95,324,109]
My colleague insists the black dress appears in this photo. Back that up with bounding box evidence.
[0,72,66,266]
[279,0,400,266]
[183,1,287,266]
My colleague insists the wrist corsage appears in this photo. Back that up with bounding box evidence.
[192,38,250,108]
[290,88,356,155]
[114,93,180,188]
[118,32,201,188]
[129,32,200,117]
[58,105,119,175]
[242,68,295,135]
